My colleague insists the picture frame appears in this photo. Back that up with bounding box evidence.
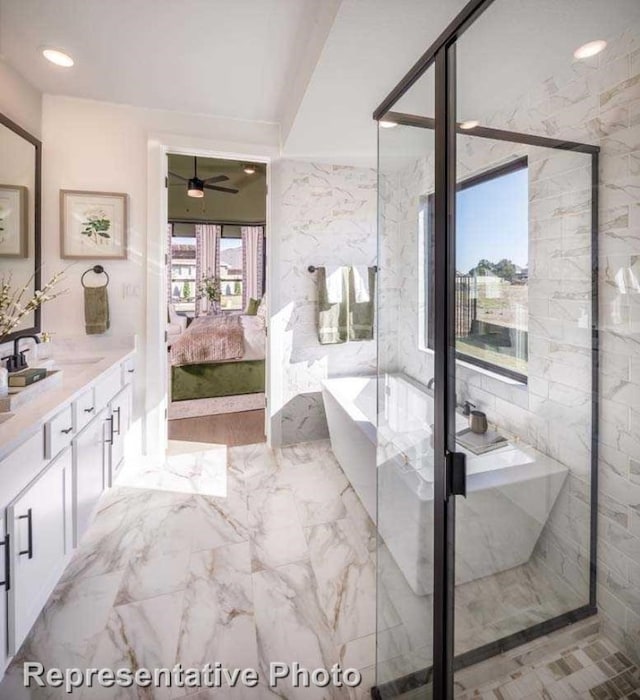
[60,189,128,260]
[0,184,28,258]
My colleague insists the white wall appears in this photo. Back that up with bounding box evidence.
[269,159,377,445]
[0,59,41,138]
[40,95,279,453]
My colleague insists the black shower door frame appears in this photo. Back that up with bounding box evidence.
[373,0,600,698]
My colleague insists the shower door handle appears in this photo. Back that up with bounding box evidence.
[447,451,466,498]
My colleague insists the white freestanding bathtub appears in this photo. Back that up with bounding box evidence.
[322,373,568,596]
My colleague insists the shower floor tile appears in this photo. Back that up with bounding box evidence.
[453,630,640,699]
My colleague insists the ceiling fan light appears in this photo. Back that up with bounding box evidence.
[243,164,256,174]
[187,178,204,198]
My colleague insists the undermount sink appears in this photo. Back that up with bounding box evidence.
[0,370,64,412]
[54,356,104,366]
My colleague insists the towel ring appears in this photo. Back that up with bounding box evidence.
[81,265,110,288]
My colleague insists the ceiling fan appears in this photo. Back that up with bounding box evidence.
[168,156,239,197]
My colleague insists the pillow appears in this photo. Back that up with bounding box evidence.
[256,295,267,326]
[244,298,260,316]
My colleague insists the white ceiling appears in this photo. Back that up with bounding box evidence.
[1,0,640,167]
[283,0,640,166]
[0,0,336,124]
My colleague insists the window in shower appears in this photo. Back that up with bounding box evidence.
[420,157,529,382]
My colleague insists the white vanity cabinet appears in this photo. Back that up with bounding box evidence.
[0,350,136,681]
[109,383,132,482]
[0,514,7,675]
[7,446,73,654]
[73,410,110,545]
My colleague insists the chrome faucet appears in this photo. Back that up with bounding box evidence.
[2,334,41,372]
[459,400,476,416]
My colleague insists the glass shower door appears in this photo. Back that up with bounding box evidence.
[376,65,438,697]
[452,0,598,690]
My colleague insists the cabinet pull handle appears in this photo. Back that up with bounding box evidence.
[127,368,134,373]
[18,508,33,559]
[83,406,95,414]
[105,416,114,444]
[61,427,73,434]
[0,533,10,590]
[113,407,121,435]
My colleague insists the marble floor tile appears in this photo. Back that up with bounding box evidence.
[85,591,185,700]
[274,440,335,470]
[341,486,376,554]
[6,439,634,700]
[250,524,309,572]
[252,561,348,700]
[9,571,123,694]
[279,461,349,527]
[176,543,257,671]
[115,550,191,606]
[305,519,376,645]
[189,495,250,553]
[247,487,300,532]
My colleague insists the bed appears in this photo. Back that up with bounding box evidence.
[170,313,265,401]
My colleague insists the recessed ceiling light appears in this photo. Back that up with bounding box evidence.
[243,164,256,175]
[573,40,607,60]
[460,120,479,130]
[42,48,74,67]
[379,120,398,129]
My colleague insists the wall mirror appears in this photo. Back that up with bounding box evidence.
[0,111,41,341]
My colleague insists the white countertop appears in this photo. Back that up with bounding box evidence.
[0,346,135,461]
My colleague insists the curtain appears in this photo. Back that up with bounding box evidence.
[195,224,221,315]
[166,223,174,305]
[241,226,264,309]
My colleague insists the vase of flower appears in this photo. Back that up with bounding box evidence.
[0,270,66,377]
[198,275,222,316]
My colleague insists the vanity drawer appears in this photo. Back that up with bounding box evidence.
[74,387,96,432]
[122,356,136,385]
[45,405,75,459]
[94,367,122,411]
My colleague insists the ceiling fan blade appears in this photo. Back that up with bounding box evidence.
[168,171,188,182]
[203,184,239,194]
[202,174,229,184]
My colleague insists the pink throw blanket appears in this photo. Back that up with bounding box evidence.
[170,314,244,366]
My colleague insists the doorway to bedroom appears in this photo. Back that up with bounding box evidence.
[165,153,267,447]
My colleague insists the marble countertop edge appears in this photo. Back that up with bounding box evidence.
[0,346,136,461]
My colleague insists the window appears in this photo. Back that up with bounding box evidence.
[421,158,529,382]
[219,237,244,311]
[170,236,197,314]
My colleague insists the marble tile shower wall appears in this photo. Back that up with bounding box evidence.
[378,29,640,664]
[270,160,377,445]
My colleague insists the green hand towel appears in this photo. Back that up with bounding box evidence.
[84,286,110,335]
[317,267,347,344]
[348,266,376,340]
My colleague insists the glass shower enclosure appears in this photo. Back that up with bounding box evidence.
[372,0,621,696]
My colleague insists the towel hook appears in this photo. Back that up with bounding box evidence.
[81,265,110,288]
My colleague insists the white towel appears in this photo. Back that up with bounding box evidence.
[325,266,343,304]
[352,265,370,303]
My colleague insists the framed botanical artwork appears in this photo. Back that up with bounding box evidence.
[60,190,128,259]
[0,185,28,258]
